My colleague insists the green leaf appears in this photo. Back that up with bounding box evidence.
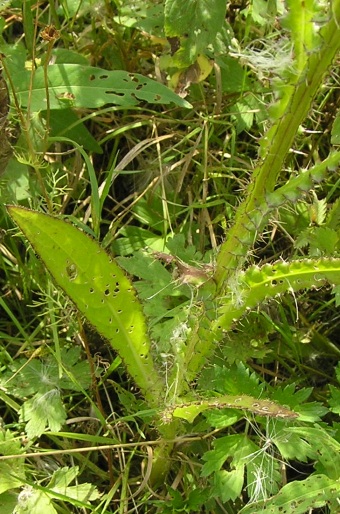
[14,467,100,513]
[20,389,67,438]
[49,467,101,501]
[203,408,240,429]
[62,484,101,502]
[117,252,172,285]
[326,197,340,230]
[165,394,298,423]
[293,402,328,423]
[308,227,339,256]
[273,429,314,462]
[0,463,24,494]
[12,64,192,111]
[215,55,249,94]
[331,110,340,144]
[186,488,210,510]
[115,1,164,37]
[15,489,57,514]
[310,193,327,225]
[164,0,227,65]
[289,427,340,479]
[270,384,328,422]
[213,467,244,502]
[166,233,204,263]
[59,347,92,390]
[284,0,319,72]
[240,474,340,514]
[246,454,281,503]
[4,349,91,396]
[201,434,246,476]
[0,429,24,458]
[0,492,18,514]
[111,226,164,255]
[216,258,340,331]
[49,466,78,488]
[117,251,186,322]
[45,108,102,154]
[332,284,340,307]
[270,383,312,407]
[199,362,265,397]
[7,206,163,407]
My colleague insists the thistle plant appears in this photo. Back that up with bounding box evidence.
[2,0,340,511]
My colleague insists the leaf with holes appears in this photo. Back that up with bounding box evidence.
[11,64,192,111]
[164,395,298,423]
[7,206,163,406]
[288,426,340,480]
[239,474,340,514]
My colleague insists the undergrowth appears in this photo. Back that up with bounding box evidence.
[0,0,340,513]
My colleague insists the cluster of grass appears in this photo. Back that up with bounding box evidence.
[0,1,340,513]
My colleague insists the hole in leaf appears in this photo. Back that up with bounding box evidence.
[66,263,77,280]
[89,74,95,81]
[105,90,124,97]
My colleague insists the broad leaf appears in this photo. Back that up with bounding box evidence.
[7,206,163,406]
[20,389,66,438]
[239,474,340,514]
[11,64,192,111]
[164,0,227,64]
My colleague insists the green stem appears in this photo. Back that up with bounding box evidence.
[215,6,340,290]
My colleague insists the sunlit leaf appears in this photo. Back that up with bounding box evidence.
[11,64,192,110]
[7,206,163,406]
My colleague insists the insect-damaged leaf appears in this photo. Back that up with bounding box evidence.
[7,206,163,405]
[11,64,192,110]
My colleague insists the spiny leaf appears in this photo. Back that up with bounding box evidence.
[216,258,340,331]
[6,206,163,406]
[284,0,319,72]
[163,394,298,423]
[239,474,340,514]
